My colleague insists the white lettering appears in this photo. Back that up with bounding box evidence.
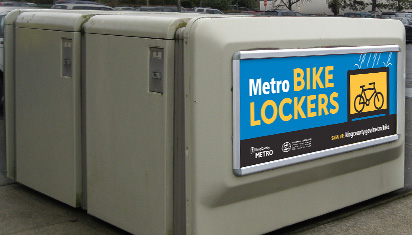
[249,79,261,96]
[282,80,290,92]
[255,150,274,158]
[249,78,290,97]
[262,82,270,94]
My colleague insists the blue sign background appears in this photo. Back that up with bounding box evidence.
[239,52,398,141]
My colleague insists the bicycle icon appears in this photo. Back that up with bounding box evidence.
[354,82,384,113]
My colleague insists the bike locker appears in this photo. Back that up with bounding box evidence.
[182,17,404,234]
[83,14,195,234]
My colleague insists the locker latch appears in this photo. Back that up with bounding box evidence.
[149,48,164,94]
[62,38,72,78]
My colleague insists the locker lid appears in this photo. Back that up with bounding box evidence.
[84,14,195,39]
[15,11,97,32]
[6,9,140,26]
[184,16,405,49]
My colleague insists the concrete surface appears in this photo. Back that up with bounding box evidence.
[0,175,128,235]
[295,194,412,234]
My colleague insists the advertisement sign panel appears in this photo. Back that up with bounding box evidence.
[233,46,400,176]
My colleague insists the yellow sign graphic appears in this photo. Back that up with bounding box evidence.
[349,71,388,115]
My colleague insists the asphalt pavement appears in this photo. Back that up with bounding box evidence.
[0,96,412,234]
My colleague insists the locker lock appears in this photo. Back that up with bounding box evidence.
[152,72,162,80]
[63,59,72,66]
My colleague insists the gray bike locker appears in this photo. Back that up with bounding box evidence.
[84,15,405,234]
[12,11,88,207]
[4,9,72,180]
[83,14,193,234]
[183,17,404,234]
[4,9,96,180]
[5,9,144,206]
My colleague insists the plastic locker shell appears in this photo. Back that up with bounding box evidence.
[83,14,193,234]
[4,9,99,180]
[182,17,405,234]
[12,12,89,207]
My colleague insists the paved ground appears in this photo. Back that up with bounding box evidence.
[294,194,412,234]
[0,96,412,234]
[0,179,128,234]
